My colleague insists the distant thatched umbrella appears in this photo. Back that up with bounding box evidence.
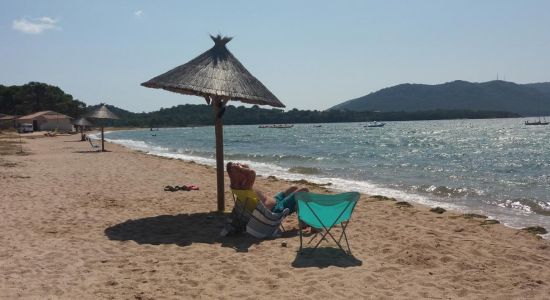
[73,117,93,141]
[87,104,120,152]
[142,35,285,212]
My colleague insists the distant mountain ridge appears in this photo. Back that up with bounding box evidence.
[331,80,550,116]
[524,82,550,97]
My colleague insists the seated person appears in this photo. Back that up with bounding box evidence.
[227,162,308,214]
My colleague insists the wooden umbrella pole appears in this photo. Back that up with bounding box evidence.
[101,125,105,152]
[213,97,225,212]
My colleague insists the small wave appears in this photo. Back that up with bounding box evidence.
[104,138,170,153]
[498,198,550,216]
[288,166,323,175]
[412,185,483,198]
[224,152,318,162]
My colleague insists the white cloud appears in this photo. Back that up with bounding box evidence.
[37,16,57,24]
[12,17,60,34]
[134,10,144,18]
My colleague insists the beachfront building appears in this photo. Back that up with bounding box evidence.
[0,114,16,130]
[18,111,73,132]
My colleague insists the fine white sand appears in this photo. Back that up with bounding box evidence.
[1,133,549,299]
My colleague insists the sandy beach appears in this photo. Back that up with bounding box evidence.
[1,132,549,299]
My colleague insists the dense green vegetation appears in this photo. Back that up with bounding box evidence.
[1,82,520,128]
[0,82,87,117]
[332,80,550,116]
[86,104,520,127]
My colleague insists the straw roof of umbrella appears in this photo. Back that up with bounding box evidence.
[86,104,119,152]
[73,117,93,127]
[141,35,285,212]
[141,35,285,108]
[87,104,120,120]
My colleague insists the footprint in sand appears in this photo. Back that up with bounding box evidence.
[183,279,199,287]
[276,271,291,279]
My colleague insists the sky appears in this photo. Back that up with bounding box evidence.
[1,0,550,113]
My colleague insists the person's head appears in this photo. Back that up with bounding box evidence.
[226,161,255,189]
[226,162,250,173]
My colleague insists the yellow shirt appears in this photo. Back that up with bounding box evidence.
[231,189,260,213]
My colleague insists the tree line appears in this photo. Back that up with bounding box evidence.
[1,82,520,128]
[0,82,87,117]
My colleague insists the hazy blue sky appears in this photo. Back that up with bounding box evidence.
[1,0,549,112]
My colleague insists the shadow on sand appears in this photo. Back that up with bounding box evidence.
[105,212,277,252]
[292,247,363,268]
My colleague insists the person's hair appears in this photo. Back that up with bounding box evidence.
[226,162,234,173]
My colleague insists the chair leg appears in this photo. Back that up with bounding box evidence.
[337,222,352,254]
[341,223,352,254]
[298,220,304,254]
[311,225,350,255]
[302,201,354,255]
[306,231,320,245]
[310,232,326,253]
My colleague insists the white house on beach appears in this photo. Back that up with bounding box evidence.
[18,111,73,132]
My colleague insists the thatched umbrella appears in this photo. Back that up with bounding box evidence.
[73,117,93,141]
[142,35,285,212]
[87,104,120,152]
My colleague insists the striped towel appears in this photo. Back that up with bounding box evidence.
[246,201,289,239]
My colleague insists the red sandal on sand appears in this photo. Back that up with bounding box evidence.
[187,185,199,191]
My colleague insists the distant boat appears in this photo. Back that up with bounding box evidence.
[524,117,549,126]
[259,124,294,128]
[365,121,386,128]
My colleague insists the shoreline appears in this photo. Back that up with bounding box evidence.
[99,129,550,239]
[1,133,549,299]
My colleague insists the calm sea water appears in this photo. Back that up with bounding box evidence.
[103,119,550,236]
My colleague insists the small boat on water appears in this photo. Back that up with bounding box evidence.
[365,121,386,128]
[524,117,549,126]
[258,124,294,128]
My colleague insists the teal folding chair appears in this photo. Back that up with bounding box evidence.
[295,191,361,255]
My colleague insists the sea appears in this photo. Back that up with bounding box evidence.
[101,118,550,238]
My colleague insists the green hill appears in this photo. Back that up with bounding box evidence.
[524,82,550,97]
[331,80,550,116]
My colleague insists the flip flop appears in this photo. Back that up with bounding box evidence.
[187,185,199,191]
[164,185,176,192]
